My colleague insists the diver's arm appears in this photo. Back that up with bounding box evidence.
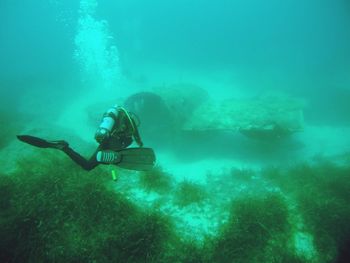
[132,118,143,147]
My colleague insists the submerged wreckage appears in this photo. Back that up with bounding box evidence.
[89,83,304,142]
[123,84,305,141]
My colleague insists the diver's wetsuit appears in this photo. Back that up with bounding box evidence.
[60,108,143,171]
[62,147,100,171]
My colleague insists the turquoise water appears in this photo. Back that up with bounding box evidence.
[1,0,350,262]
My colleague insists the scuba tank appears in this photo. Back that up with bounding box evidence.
[95,105,119,143]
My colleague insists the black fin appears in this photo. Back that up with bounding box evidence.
[117,147,156,171]
[17,135,68,150]
[17,135,52,148]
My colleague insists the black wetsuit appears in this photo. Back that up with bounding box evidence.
[61,109,142,171]
[62,147,100,171]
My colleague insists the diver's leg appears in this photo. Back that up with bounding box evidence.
[61,146,99,171]
[17,135,100,170]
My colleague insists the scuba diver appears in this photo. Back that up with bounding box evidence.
[17,105,156,171]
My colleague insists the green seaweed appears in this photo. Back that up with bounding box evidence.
[0,153,177,263]
[230,167,255,181]
[2,149,350,262]
[173,241,207,263]
[262,160,350,261]
[174,180,208,207]
[209,193,292,263]
[139,165,174,193]
[293,163,350,260]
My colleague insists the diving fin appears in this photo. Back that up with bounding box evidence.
[117,147,156,171]
[17,135,68,150]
